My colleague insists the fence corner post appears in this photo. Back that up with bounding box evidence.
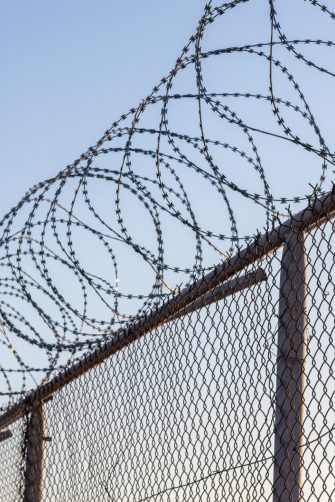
[273,228,307,502]
[24,401,45,502]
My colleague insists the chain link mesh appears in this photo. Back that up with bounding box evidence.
[1,195,335,501]
[0,417,25,501]
[1,1,335,499]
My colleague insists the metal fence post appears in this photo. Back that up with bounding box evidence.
[273,229,307,501]
[24,401,45,502]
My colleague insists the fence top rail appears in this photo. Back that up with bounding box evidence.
[0,186,334,430]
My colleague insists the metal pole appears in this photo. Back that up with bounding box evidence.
[273,229,307,501]
[166,268,267,322]
[24,401,45,502]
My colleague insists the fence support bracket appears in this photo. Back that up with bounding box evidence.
[0,429,12,442]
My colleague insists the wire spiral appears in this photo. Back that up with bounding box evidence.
[0,0,334,405]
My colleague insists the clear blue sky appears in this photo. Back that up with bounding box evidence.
[0,0,205,213]
[0,0,334,217]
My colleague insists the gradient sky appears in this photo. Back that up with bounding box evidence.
[0,0,334,215]
[0,0,205,214]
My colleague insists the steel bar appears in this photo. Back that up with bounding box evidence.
[273,229,307,502]
[166,268,267,322]
[0,429,12,442]
[24,401,45,502]
[0,188,334,430]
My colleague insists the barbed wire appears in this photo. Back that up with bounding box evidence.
[0,0,334,405]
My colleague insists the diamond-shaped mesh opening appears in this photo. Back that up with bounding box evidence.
[1,200,335,501]
[0,417,26,502]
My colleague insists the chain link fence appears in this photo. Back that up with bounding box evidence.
[0,190,335,501]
